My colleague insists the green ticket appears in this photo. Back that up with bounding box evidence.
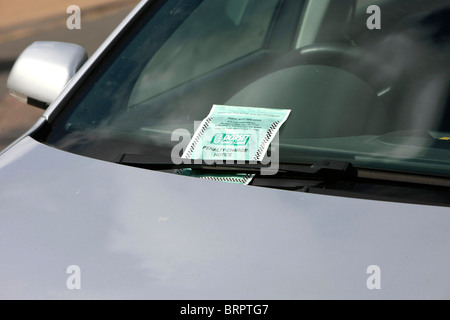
[182,104,291,162]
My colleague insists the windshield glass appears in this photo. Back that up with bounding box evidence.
[43,0,450,177]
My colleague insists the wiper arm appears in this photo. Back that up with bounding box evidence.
[118,153,356,178]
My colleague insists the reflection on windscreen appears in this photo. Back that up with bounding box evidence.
[45,0,450,176]
[129,0,279,105]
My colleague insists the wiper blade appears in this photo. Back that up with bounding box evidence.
[118,153,356,177]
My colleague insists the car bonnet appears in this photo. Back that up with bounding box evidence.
[0,136,450,299]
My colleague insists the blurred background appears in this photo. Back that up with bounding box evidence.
[0,0,140,150]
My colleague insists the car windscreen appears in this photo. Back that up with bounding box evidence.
[42,0,450,178]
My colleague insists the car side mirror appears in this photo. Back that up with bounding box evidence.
[7,41,88,109]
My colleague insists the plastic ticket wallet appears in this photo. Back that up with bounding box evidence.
[178,169,255,185]
[180,105,291,184]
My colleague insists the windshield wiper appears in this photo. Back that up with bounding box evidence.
[117,153,356,178]
[117,153,450,191]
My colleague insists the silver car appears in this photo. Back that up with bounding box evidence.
[1,0,450,300]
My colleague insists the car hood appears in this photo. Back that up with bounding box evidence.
[1,136,450,299]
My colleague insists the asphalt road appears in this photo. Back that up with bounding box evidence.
[0,1,139,150]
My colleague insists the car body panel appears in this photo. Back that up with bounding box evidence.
[1,136,449,299]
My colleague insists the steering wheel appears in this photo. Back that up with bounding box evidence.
[272,42,390,94]
[225,42,391,138]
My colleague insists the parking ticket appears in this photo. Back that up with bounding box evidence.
[179,105,290,184]
[182,104,291,162]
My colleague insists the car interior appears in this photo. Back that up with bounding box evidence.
[124,0,450,139]
[43,0,450,167]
